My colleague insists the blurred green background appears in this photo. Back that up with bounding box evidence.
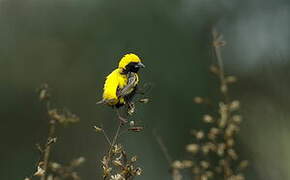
[1,0,290,179]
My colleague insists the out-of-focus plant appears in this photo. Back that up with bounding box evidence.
[24,83,84,180]
[171,29,248,180]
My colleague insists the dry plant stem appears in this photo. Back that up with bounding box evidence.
[41,121,56,180]
[155,136,182,180]
[153,131,182,180]
[213,30,234,178]
[41,101,56,180]
[103,121,122,180]
[153,130,172,165]
[212,28,245,179]
[102,129,112,146]
[100,124,112,146]
[212,29,230,179]
[110,121,122,153]
[212,28,229,103]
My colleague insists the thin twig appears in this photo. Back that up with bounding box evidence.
[212,28,230,103]
[153,131,183,180]
[153,130,172,165]
[41,120,56,180]
[41,100,56,180]
[102,121,122,180]
[102,129,112,146]
[110,121,122,154]
[99,124,112,146]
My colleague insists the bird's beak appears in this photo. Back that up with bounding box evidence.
[137,62,145,68]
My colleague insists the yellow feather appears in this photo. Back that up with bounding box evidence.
[103,68,127,105]
[118,53,141,69]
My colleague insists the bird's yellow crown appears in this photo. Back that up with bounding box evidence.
[118,53,142,69]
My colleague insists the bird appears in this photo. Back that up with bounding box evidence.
[97,53,145,122]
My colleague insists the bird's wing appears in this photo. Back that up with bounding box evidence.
[117,73,138,97]
[101,69,121,104]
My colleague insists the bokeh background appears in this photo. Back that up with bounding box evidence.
[1,0,290,179]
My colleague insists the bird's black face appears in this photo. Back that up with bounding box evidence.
[124,62,145,73]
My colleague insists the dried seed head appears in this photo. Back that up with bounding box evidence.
[47,175,53,180]
[227,138,235,147]
[193,97,204,104]
[219,102,228,127]
[93,126,103,132]
[217,143,226,156]
[48,109,63,122]
[200,161,210,169]
[208,127,220,140]
[210,127,220,135]
[236,174,245,180]
[202,145,210,154]
[101,156,110,167]
[203,115,214,123]
[195,130,205,140]
[182,160,193,168]
[226,76,237,83]
[209,65,220,74]
[47,137,57,146]
[129,121,135,127]
[213,40,226,47]
[205,171,213,178]
[112,144,123,154]
[228,149,238,160]
[71,157,85,167]
[134,167,142,176]
[208,142,217,151]
[38,83,50,101]
[71,172,80,180]
[131,156,138,163]
[172,161,184,169]
[48,108,79,124]
[139,98,150,104]
[201,174,208,180]
[110,174,125,180]
[232,115,242,124]
[225,124,239,137]
[103,166,112,178]
[220,84,228,94]
[34,166,45,177]
[229,174,245,180]
[50,162,61,170]
[112,160,123,167]
[239,160,249,169]
[229,100,240,111]
[186,144,199,154]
